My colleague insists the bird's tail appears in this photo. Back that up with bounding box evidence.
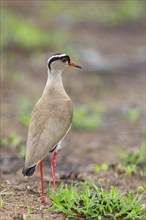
[22,165,36,176]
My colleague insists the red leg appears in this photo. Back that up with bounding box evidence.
[51,151,58,191]
[40,161,46,203]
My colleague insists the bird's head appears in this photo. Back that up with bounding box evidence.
[47,53,82,73]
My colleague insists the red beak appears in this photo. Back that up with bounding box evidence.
[69,61,82,69]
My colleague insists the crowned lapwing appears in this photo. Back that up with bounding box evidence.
[22,53,82,203]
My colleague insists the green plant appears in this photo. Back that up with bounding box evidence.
[95,164,109,173]
[23,208,31,220]
[0,133,25,158]
[73,104,105,131]
[116,164,137,175]
[1,9,70,53]
[0,133,21,149]
[0,191,14,207]
[123,108,140,124]
[48,180,145,219]
[10,70,21,82]
[137,186,146,194]
[18,145,26,158]
[0,198,4,207]
[18,97,34,127]
[1,10,50,51]
[116,143,146,176]
[44,0,143,27]
[98,0,143,27]
[118,143,145,166]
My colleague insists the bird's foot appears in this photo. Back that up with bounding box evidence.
[41,197,52,206]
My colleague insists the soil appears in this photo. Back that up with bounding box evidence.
[1,1,145,220]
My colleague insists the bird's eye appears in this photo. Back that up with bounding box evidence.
[62,58,67,63]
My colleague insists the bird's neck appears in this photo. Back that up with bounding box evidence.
[42,69,65,96]
[50,69,63,84]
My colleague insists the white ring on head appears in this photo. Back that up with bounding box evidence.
[47,54,67,64]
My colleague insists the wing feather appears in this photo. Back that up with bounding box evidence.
[25,99,73,168]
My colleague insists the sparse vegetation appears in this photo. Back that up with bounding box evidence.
[1,8,80,57]
[10,70,21,82]
[123,108,140,124]
[0,133,25,158]
[73,104,105,131]
[17,97,33,127]
[95,164,109,173]
[0,191,14,208]
[43,0,143,27]
[116,143,146,177]
[0,133,21,149]
[23,208,31,220]
[1,1,145,219]
[48,180,145,220]
[1,10,50,52]
[0,198,4,208]
[137,186,146,194]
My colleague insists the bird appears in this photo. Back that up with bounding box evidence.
[22,53,82,204]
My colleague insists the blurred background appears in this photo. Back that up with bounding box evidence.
[1,0,145,184]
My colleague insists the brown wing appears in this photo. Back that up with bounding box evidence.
[25,99,73,168]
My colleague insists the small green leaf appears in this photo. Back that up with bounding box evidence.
[95,165,101,173]
[101,164,109,171]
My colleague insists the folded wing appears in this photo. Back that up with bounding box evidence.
[24,99,73,169]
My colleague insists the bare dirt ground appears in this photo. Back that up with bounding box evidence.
[1,1,145,220]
